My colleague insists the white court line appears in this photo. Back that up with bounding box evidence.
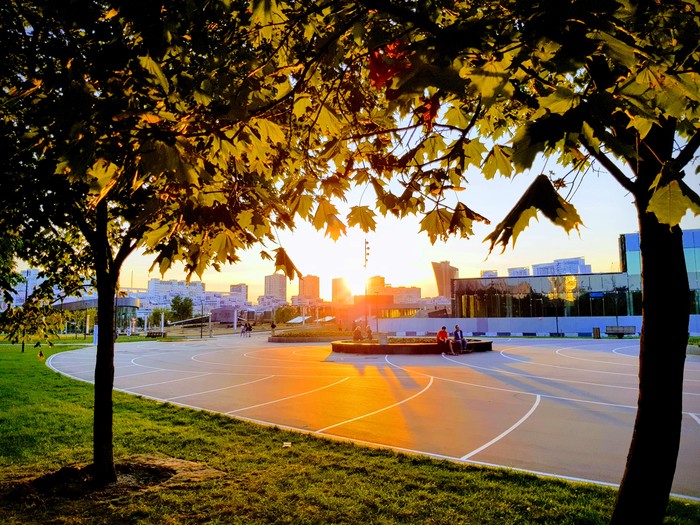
[123,372,213,389]
[191,350,338,370]
[388,354,639,411]
[315,375,435,434]
[46,354,93,381]
[116,368,169,379]
[461,395,541,460]
[554,347,638,367]
[226,376,351,414]
[383,354,545,461]
[166,375,275,401]
[612,347,639,357]
[498,348,637,377]
[443,354,639,392]
[691,413,700,426]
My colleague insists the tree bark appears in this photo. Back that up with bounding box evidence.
[90,201,118,485]
[611,211,689,524]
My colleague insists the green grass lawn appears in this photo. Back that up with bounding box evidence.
[1,343,699,524]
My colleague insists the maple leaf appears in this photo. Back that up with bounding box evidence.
[415,93,441,131]
[273,247,302,280]
[485,174,583,254]
[312,199,339,231]
[324,214,347,241]
[347,205,377,232]
[648,180,700,227]
[419,208,452,244]
[449,202,490,238]
[369,40,412,89]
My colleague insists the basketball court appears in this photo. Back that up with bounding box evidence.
[47,335,700,500]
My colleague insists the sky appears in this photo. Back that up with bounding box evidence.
[119,163,700,302]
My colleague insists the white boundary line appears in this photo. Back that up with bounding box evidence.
[166,375,275,401]
[461,395,541,460]
[123,372,213,390]
[226,376,351,414]
[315,376,434,434]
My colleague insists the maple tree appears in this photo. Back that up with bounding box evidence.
[2,0,699,522]
[244,1,699,523]
[0,0,304,483]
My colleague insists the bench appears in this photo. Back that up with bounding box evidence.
[605,326,636,339]
[146,331,166,338]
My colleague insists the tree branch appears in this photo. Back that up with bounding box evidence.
[675,131,700,172]
[357,0,444,35]
[580,139,637,195]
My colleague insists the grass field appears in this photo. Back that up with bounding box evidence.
[1,342,699,524]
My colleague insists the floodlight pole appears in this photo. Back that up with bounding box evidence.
[364,239,369,334]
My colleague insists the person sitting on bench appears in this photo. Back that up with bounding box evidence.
[437,326,455,355]
[452,325,467,353]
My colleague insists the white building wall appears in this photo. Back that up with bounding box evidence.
[377,315,700,337]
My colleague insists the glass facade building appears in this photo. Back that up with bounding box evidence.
[453,229,700,319]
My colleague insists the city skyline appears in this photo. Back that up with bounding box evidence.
[117,169,700,301]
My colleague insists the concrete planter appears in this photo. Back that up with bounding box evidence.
[330,339,492,355]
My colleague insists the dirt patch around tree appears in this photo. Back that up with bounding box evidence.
[2,454,224,506]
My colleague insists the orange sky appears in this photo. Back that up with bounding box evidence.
[120,167,700,302]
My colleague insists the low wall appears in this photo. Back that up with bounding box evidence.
[374,316,655,338]
[267,336,338,343]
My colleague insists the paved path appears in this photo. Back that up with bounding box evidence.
[48,335,700,500]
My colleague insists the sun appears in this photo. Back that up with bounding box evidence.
[344,273,368,297]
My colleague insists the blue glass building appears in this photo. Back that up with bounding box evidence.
[449,229,700,335]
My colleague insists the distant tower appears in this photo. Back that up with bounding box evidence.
[432,261,458,298]
[332,277,353,305]
[299,275,320,301]
[366,276,386,295]
[264,273,287,301]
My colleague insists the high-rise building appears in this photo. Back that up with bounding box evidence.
[332,277,353,305]
[367,276,386,295]
[432,261,458,298]
[264,273,287,301]
[298,275,320,301]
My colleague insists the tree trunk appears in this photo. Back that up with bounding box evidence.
[90,201,118,485]
[92,273,117,484]
[611,211,689,524]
